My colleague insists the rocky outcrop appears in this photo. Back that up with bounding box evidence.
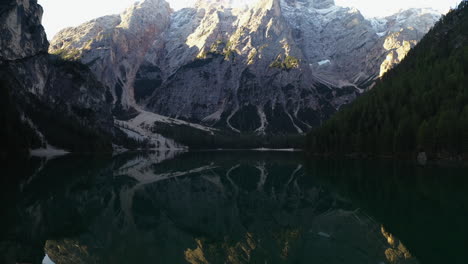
[49,0,172,110]
[282,1,441,85]
[0,0,48,61]
[49,0,440,134]
[0,0,132,154]
[144,0,330,134]
[371,8,441,77]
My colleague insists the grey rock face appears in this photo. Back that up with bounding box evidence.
[1,55,118,152]
[0,0,48,61]
[145,0,327,134]
[281,1,441,85]
[49,0,440,134]
[370,8,441,77]
[0,0,124,153]
[310,0,335,9]
[49,0,172,109]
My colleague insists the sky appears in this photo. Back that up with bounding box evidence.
[38,0,462,39]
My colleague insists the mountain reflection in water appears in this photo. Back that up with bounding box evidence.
[0,151,467,264]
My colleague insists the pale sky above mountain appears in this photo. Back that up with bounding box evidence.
[39,0,462,39]
[335,0,461,17]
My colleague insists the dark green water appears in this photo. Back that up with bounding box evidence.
[1,151,467,264]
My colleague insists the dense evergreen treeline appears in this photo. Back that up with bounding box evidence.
[0,79,42,158]
[0,57,147,156]
[307,1,468,158]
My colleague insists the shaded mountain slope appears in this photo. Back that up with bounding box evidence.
[0,0,139,156]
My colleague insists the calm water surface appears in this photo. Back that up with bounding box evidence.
[1,151,467,264]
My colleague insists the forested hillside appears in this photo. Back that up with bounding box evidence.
[307,1,468,158]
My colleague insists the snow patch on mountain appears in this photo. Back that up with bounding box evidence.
[115,109,218,149]
[49,0,441,134]
[318,59,331,66]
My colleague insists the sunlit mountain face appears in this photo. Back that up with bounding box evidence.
[48,0,440,137]
[0,0,442,154]
[195,0,253,8]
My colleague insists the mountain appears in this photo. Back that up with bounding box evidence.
[48,0,172,114]
[307,1,468,159]
[49,0,440,134]
[0,0,142,156]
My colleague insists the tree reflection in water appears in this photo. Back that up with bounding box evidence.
[1,151,466,264]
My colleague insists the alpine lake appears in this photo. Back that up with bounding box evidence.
[1,150,467,264]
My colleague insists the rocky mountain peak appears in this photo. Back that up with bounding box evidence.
[118,0,172,29]
[196,0,252,9]
[49,0,441,134]
[50,0,173,109]
[384,8,441,33]
[251,0,282,17]
[282,0,335,9]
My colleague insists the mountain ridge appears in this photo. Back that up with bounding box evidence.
[49,0,441,134]
[307,1,468,158]
[0,0,162,155]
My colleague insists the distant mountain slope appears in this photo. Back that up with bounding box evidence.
[307,1,468,158]
[49,0,440,134]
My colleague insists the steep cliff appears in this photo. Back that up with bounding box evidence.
[49,0,172,114]
[0,0,48,60]
[0,0,123,155]
[50,0,440,134]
